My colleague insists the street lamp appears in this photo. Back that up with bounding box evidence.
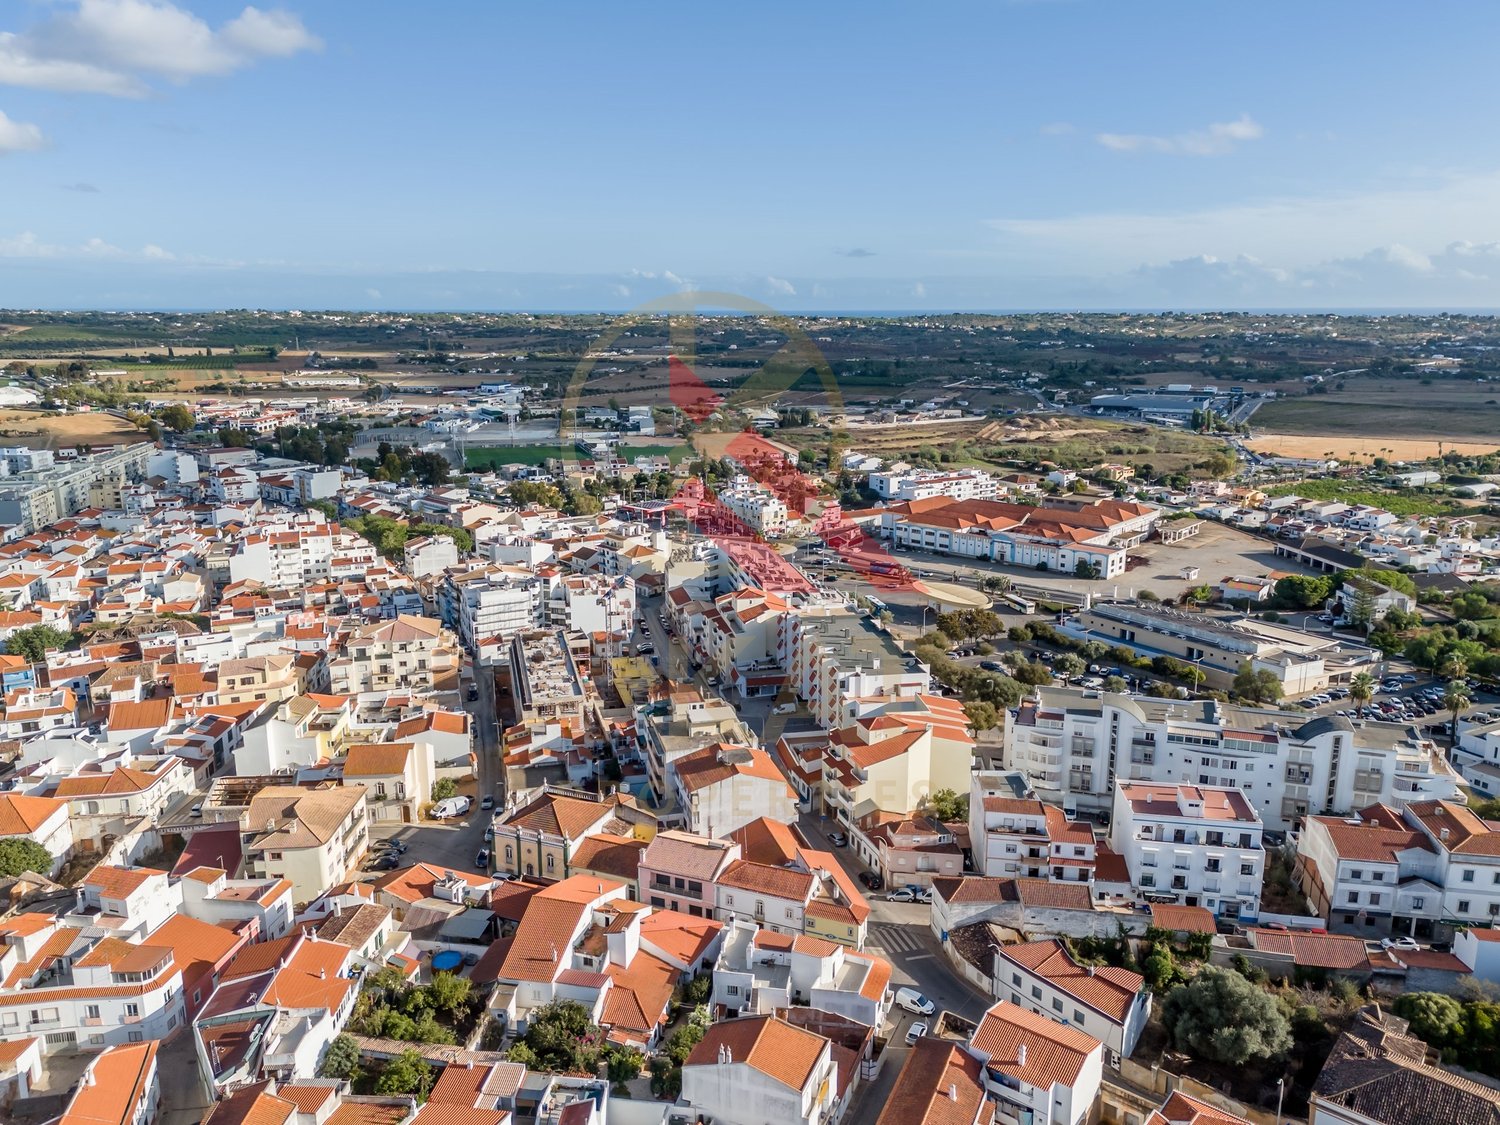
[1275,1076,1284,1125]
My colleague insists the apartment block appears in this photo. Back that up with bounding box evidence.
[1005,686,1458,830]
[1110,782,1265,920]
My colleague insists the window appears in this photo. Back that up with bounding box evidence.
[125,1003,139,1018]
[1031,985,1042,1000]
[546,855,555,872]
[1052,998,1064,1013]
[1350,869,1363,881]
[1240,863,1255,876]
[1373,872,1384,882]
[505,846,513,862]
[85,1005,99,1019]
[270,851,282,861]
[1012,973,1022,987]
[1459,900,1472,914]
[128,1032,142,1043]
[1074,1010,1086,1024]
[726,985,740,997]
[650,896,665,909]
[725,894,734,906]
[1463,869,1476,883]
[786,908,795,920]
[1412,896,1425,910]
[1369,893,1381,906]
[1347,891,1358,904]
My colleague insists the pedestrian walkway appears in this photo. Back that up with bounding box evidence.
[867,921,932,956]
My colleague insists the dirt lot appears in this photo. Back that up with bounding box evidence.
[1247,433,1500,463]
[0,410,143,447]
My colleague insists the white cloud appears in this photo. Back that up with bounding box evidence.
[765,276,796,297]
[912,281,927,299]
[0,1,320,95]
[1096,114,1263,156]
[0,110,43,152]
[986,168,1500,273]
[0,231,178,260]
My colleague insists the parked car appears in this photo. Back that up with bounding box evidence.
[858,871,884,891]
[480,795,494,811]
[905,1022,927,1045]
[475,848,491,870]
[913,886,932,903]
[979,660,1004,672]
[895,987,935,1015]
[467,686,479,702]
[1382,936,1420,951]
[886,888,916,903]
[827,831,848,847]
[368,853,400,871]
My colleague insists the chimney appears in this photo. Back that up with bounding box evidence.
[1017,1044,1027,1068]
[948,1084,957,1102]
[1442,828,1450,841]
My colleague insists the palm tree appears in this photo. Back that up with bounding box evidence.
[1442,654,1469,684]
[1445,680,1473,743]
[1349,672,1375,719]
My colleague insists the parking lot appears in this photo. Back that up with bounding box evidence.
[855,520,1317,603]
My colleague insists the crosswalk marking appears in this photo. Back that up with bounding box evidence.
[868,923,927,955]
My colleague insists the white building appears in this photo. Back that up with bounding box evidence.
[668,742,800,839]
[0,793,73,875]
[970,1001,1104,1125]
[1110,781,1265,920]
[989,939,1151,1064]
[1297,798,1500,939]
[711,919,890,1028]
[402,534,460,578]
[680,1014,838,1125]
[1006,687,1458,831]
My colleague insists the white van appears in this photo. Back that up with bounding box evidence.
[895,987,935,1016]
[432,795,472,820]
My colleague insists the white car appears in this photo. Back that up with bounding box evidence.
[895,987,935,1016]
[905,1022,927,1045]
[1382,936,1420,952]
[886,888,915,903]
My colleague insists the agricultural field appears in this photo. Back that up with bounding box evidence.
[0,409,144,448]
[1246,434,1500,464]
[778,416,1228,477]
[1252,377,1500,443]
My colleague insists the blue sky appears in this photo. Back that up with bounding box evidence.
[3,0,1500,310]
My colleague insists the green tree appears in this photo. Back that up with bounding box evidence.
[664,1022,706,1066]
[1232,663,1284,705]
[1103,675,1128,693]
[1160,967,1293,1065]
[1394,992,1465,1049]
[507,481,566,509]
[431,778,458,801]
[1274,574,1333,609]
[426,969,472,1016]
[0,838,53,877]
[514,1001,604,1073]
[155,403,195,433]
[925,788,969,822]
[606,1046,643,1085]
[963,700,1000,732]
[6,624,72,663]
[1349,672,1376,718]
[1446,680,1473,740]
[375,1049,434,1099]
[319,1033,361,1080]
